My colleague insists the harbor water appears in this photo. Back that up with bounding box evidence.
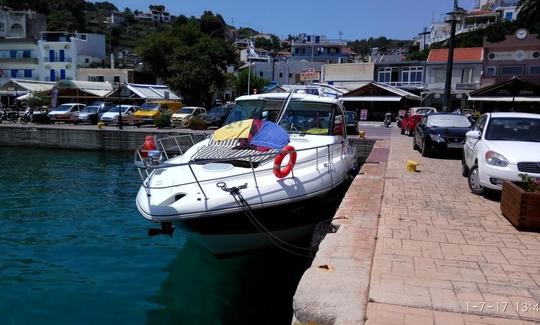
[0,147,312,325]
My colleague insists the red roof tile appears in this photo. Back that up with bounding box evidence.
[427,47,483,63]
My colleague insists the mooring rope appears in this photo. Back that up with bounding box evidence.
[216,182,317,258]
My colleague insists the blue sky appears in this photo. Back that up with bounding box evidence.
[107,0,478,40]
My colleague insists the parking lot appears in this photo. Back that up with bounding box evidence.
[364,124,540,324]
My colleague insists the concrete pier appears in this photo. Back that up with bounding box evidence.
[0,124,209,151]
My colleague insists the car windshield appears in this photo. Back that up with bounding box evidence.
[108,105,131,113]
[485,117,540,142]
[427,115,472,128]
[53,104,73,112]
[140,103,160,111]
[209,107,227,116]
[225,100,283,125]
[416,108,434,115]
[179,108,194,114]
[81,106,99,113]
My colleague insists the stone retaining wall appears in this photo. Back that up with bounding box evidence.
[0,125,207,151]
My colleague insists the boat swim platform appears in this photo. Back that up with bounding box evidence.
[292,124,540,325]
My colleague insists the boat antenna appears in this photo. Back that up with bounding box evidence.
[276,85,297,123]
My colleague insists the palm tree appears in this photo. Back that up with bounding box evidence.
[517,0,540,28]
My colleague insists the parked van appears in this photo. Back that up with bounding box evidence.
[133,100,183,126]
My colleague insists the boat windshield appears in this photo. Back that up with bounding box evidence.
[226,99,340,136]
[224,100,283,125]
[485,117,540,142]
[279,101,335,135]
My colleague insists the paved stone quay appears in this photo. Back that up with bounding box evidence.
[293,124,540,325]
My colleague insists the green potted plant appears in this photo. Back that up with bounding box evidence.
[500,174,540,230]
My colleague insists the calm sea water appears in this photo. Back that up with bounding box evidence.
[0,147,310,325]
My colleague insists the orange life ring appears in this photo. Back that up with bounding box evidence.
[273,145,297,178]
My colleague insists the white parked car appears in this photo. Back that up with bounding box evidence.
[463,112,540,195]
[100,105,140,125]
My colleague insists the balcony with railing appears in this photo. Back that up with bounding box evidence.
[43,56,72,63]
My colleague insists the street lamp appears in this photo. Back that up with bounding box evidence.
[443,0,466,112]
[117,81,123,130]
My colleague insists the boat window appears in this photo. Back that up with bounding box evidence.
[225,100,283,125]
[331,106,345,136]
[279,101,333,135]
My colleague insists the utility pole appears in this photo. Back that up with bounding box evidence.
[443,0,465,112]
[418,27,430,51]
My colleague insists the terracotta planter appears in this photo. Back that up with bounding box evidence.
[501,181,540,230]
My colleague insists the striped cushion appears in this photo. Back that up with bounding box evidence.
[191,137,277,164]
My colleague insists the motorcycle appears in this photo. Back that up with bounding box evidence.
[0,107,19,123]
[383,113,392,128]
[19,108,34,124]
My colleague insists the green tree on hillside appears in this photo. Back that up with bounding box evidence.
[137,22,236,106]
[518,0,540,32]
[235,69,269,96]
[200,11,226,37]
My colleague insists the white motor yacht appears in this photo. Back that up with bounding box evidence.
[135,91,357,253]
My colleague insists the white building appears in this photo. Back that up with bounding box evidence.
[76,68,129,84]
[38,32,105,82]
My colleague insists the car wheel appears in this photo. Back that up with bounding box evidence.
[413,137,419,150]
[461,156,469,177]
[421,139,429,157]
[408,130,414,137]
[468,164,485,195]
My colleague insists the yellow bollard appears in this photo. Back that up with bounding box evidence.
[358,130,365,139]
[406,160,419,172]
[97,122,105,129]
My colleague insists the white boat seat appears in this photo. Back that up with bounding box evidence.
[191,137,278,167]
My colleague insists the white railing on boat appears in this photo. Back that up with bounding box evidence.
[134,134,357,201]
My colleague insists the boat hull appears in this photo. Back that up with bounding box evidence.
[166,184,345,254]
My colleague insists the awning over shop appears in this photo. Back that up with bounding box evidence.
[0,79,55,96]
[343,81,420,102]
[468,96,540,102]
[468,77,540,102]
[342,96,402,102]
[106,83,181,101]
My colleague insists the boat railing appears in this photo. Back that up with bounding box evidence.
[134,133,354,201]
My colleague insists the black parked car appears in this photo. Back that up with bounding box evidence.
[413,113,472,157]
[202,104,234,128]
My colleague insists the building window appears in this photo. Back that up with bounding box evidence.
[433,69,446,83]
[259,71,263,77]
[288,73,292,78]
[23,50,31,58]
[88,76,104,82]
[279,72,283,78]
[486,66,496,77]
[11,69,18,78]
[529,66,540,75]
[500,65,523,76]
[402,66,423,84]
[378,67,392,83]
[85,58,90,64]
[113,76,120,83]
[461,68,473,83]
[24,70,32,78]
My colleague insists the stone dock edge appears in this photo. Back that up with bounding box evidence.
[292,138,389,325]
